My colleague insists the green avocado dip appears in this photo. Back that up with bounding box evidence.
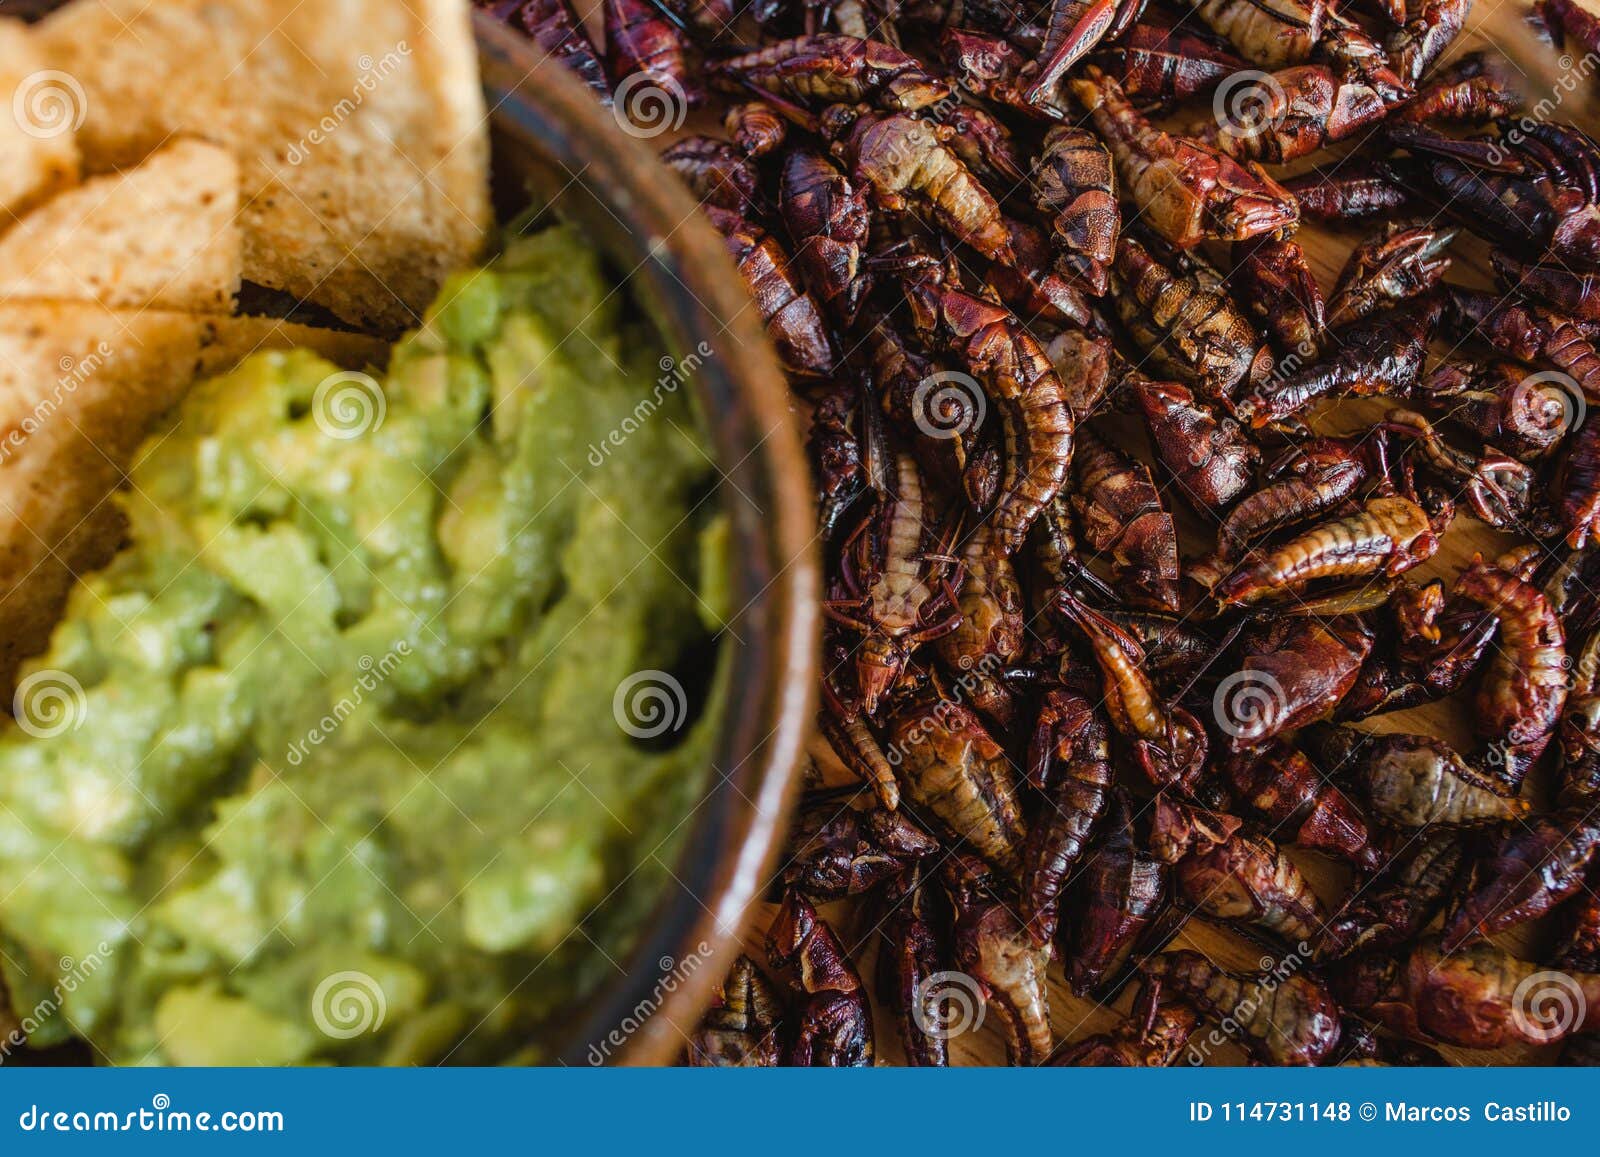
[0,225,729,1065]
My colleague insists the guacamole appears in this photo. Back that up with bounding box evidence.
[0,225,727,1064]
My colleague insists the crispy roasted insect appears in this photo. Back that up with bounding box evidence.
[885,694,1028,875]
[1560,628,1600,804]
[1028,491,1120,613]
[724,100,788,157]
[1230,235,1325,356]
[1020,689,1114,945]
[783,798,940,899]
[1215,496,1440,607]
[1387,0,1471,85]
[826,449,960,713]
[604,0,703,106]
[1022,0,1150,107]
[1452,288,1600,412]
[1285,161,1408,220]
[779,149,873,326]
[985,217,1099,329]
[1228,742,1382,870]
[945,856,1055,1064]
[1151,797,1330,946]
[1129,377,1259,512]
[704,204,836,377]
[1560,413,1600,550]
[1493,248,1600,325]
[1091,15,1246,108]
[660,135,762,215]
[823,107,1015,265]
[1393,123,1600,269]
[876,863,951,1066]
[1215,615,1373,751]
[1172,0,1326,67]
[1215,438,1370,561]
[1420,359,1575,461]
[657,0,747,39]
[1204,63,1397,165]
[862,312,986,511]
[1235,292,1443,425]
[1540,0,1600,56]
[944,102,1030,189]
[711,34,950,111]
[1333,938,1599,1048]
[1072,427,1180,612]
[1305,727,1531,829]
[1032,126,1119,296]
[819,630,902,809]
[810,377,876,545]
[1554,878,1600,973]
[1142,950,1343,1065]
[1064,788,1175,995]
[483,0,613,103]
[902,277,1075,553]
[1326,221,1454,332]
[1071,66,1298,249]
[934,522,1025,727]
[1058,590,1208,792]
[1044,327,1120,421]
[1379,408,1541,531]
[1318,831,1466,961]
[1050,994,1199,1066]
[1443,808,1600,949]
[766,891,874,1065]
[686,954,785,1066]
[1393,51,1523,124]
[939,28,1063,119]
[1452,558,1568,786]
[1112,236,1270,403]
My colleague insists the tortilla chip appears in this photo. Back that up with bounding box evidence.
[35,0,491,333]
[0,19,80,224]
[0,304,388,691]
[197,316,392,376]
[0,138,241,312]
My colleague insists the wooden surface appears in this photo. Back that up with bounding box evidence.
[723,16,1588,1067]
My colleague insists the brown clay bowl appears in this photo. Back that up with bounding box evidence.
[476,15,819,1065]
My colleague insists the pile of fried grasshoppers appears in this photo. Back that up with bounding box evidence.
[482,0,1600,1066]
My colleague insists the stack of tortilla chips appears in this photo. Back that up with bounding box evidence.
[0,0,492,691]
